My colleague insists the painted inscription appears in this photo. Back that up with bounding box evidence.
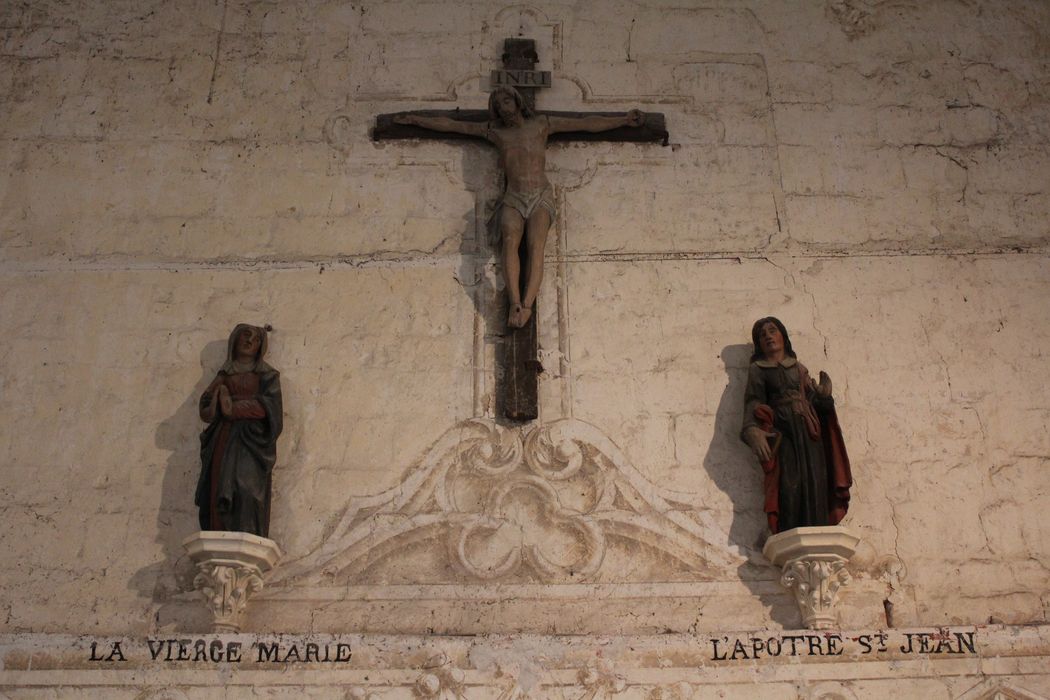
[84,629,978,666]
[490,68,552,88]
[88,638,352,664]
[710,629,976,661]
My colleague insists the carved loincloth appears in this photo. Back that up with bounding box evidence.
[499,184,556,220]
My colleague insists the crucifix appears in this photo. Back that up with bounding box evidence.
[374,39,668,421]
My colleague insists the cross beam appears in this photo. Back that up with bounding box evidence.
[375,110,669,145]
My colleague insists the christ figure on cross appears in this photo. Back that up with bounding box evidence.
[395,86,644,328]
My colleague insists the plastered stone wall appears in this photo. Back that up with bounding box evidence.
[1,0,1049,695]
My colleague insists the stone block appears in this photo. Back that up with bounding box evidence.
[830,60,966,109]
[630,7,764,57]
[672,60,769,106]
[899,145,970,193]
[969,147,1050,194]
[567,61,673,100]
[714,103,773,146]
[876,104,1001,147]
[348,34,481,99]
[784,190,984,251]
[775,103,879,147]
[780,144,906,196]
[768,61,832,104]
[964,62,1032,109]
[564,175,778,254]
[562,16,629,63]
[359,1,476,36]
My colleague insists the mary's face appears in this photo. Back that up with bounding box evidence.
[758,321,783,357]
[235,328,261,360]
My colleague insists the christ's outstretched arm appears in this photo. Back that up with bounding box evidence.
[547,109,645,134]
[393,114,490,139]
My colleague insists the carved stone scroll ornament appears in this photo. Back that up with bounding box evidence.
[579,661,627,696]
[453,475,606,580]
[271,419,741,586]
[182,531,281,632]
[135,691,191,700]
[415,653,468,699]
[762,526,860,630]
[956,681,1050,700]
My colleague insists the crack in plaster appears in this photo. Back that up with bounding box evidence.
[760,255,832,356]
[205,0,229,105]
[7,248,1047,279]
[758,54,791,250]
[796,262,831,359]
[758,256,797,288]
[882,492,905,589]
[624,17,636,63]
[905,144,974,205]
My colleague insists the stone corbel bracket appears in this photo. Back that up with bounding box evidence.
[762,526,860,630]
[182,531,282,632]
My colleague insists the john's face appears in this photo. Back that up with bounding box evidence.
[235,328,261,359]
[759,322,783,357]
[496,94,519,120]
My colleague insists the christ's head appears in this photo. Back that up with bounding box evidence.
[488,86,532,123]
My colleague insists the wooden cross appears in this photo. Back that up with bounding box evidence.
[374,39,668,422]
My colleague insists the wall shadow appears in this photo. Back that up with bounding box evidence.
[128,339,227,632]
[405,135,537,427]
[456,146,552,428]
[457,146,508,423]
[703,343,799,628]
